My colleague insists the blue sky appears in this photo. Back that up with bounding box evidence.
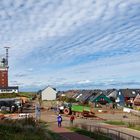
[0,0,140,91]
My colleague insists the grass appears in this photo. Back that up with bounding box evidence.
[128,126,140,131]
[105,120,140,131]
[18,92,36,99]
[105,121,126,125]
[0,92,35,99]
[0,93,18,98]
[69,127,112,140]
[127,121,140,131]
[0,119,46,140]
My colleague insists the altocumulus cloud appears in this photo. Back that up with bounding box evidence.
[0,0,140,91]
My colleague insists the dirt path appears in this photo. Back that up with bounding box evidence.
[40,110,140,140]
[49,124,94,140]
[40,110,94,140]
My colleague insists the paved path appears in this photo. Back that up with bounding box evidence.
[100,123,140,138]
[40,110,140,140]
[49,124,94,140]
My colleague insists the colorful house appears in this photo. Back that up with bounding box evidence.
[90,93,112,106]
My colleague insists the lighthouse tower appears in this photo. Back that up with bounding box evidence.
[0,47,9,88]
[0,47,18,93]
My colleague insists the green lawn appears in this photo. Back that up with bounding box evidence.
[105,121,126,125]
[0,93,18,98]
[19,92,35,98]
[0,92,35,99]
[105,120,140,131]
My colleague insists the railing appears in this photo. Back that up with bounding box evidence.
[64,122,140,140]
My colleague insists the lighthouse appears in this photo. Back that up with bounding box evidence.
[0,47,19,93]
[0,47,9,88]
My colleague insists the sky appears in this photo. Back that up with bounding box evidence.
[0,0,140,91]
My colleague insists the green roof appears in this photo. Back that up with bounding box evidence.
[90,93,112,103]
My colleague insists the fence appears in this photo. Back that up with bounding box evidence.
[64,122,140,140]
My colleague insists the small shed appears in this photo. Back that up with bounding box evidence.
[41,86,57,101]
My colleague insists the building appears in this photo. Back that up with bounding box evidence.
[0,58,8,88]
[90,93,112,106]
[40,86,57,101]
[0,48,19,93]
[0,86,19,94]
[133,94,140,106]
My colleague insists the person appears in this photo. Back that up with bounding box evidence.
[70,114,75,126]
[35,103,41,123]
[57,114,62,127]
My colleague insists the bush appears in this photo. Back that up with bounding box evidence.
[0,93,18,98]
[59,96,77,103]
[0,118,46,140]
[69,127,112,140]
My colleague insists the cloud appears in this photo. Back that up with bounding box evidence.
[14,74,27,77]
[0,0,140,91]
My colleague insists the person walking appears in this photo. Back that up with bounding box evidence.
[35,103,41,123]
[70,114,75,126]
[57,114,62,127]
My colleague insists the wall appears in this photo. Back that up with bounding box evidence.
[41,87,57,100]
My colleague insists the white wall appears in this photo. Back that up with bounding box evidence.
[41,87,57,101]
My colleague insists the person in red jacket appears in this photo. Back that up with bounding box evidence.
[70,114,75,126]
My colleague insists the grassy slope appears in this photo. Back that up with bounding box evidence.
[0,92,35,98]
[0,119,43,139]
[105,120,140,131]
[105,120,126,125]
[0,119,65,140]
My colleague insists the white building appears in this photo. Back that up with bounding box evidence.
[41,86,57,101]
[0,86,19,94]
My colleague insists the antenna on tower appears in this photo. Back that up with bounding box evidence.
[4,47,10,68]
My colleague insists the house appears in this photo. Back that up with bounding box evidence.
[90,93,112,106]
[119,89,139,107]
[57,91,66,97]
[133,94,140,106]
[0,86,19,93]
[106,89,118,102]
[115,91,125,106]
[65,90,79,98]
[40,86,57,101]
[72,92,80,99]
[76,90,97,103]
